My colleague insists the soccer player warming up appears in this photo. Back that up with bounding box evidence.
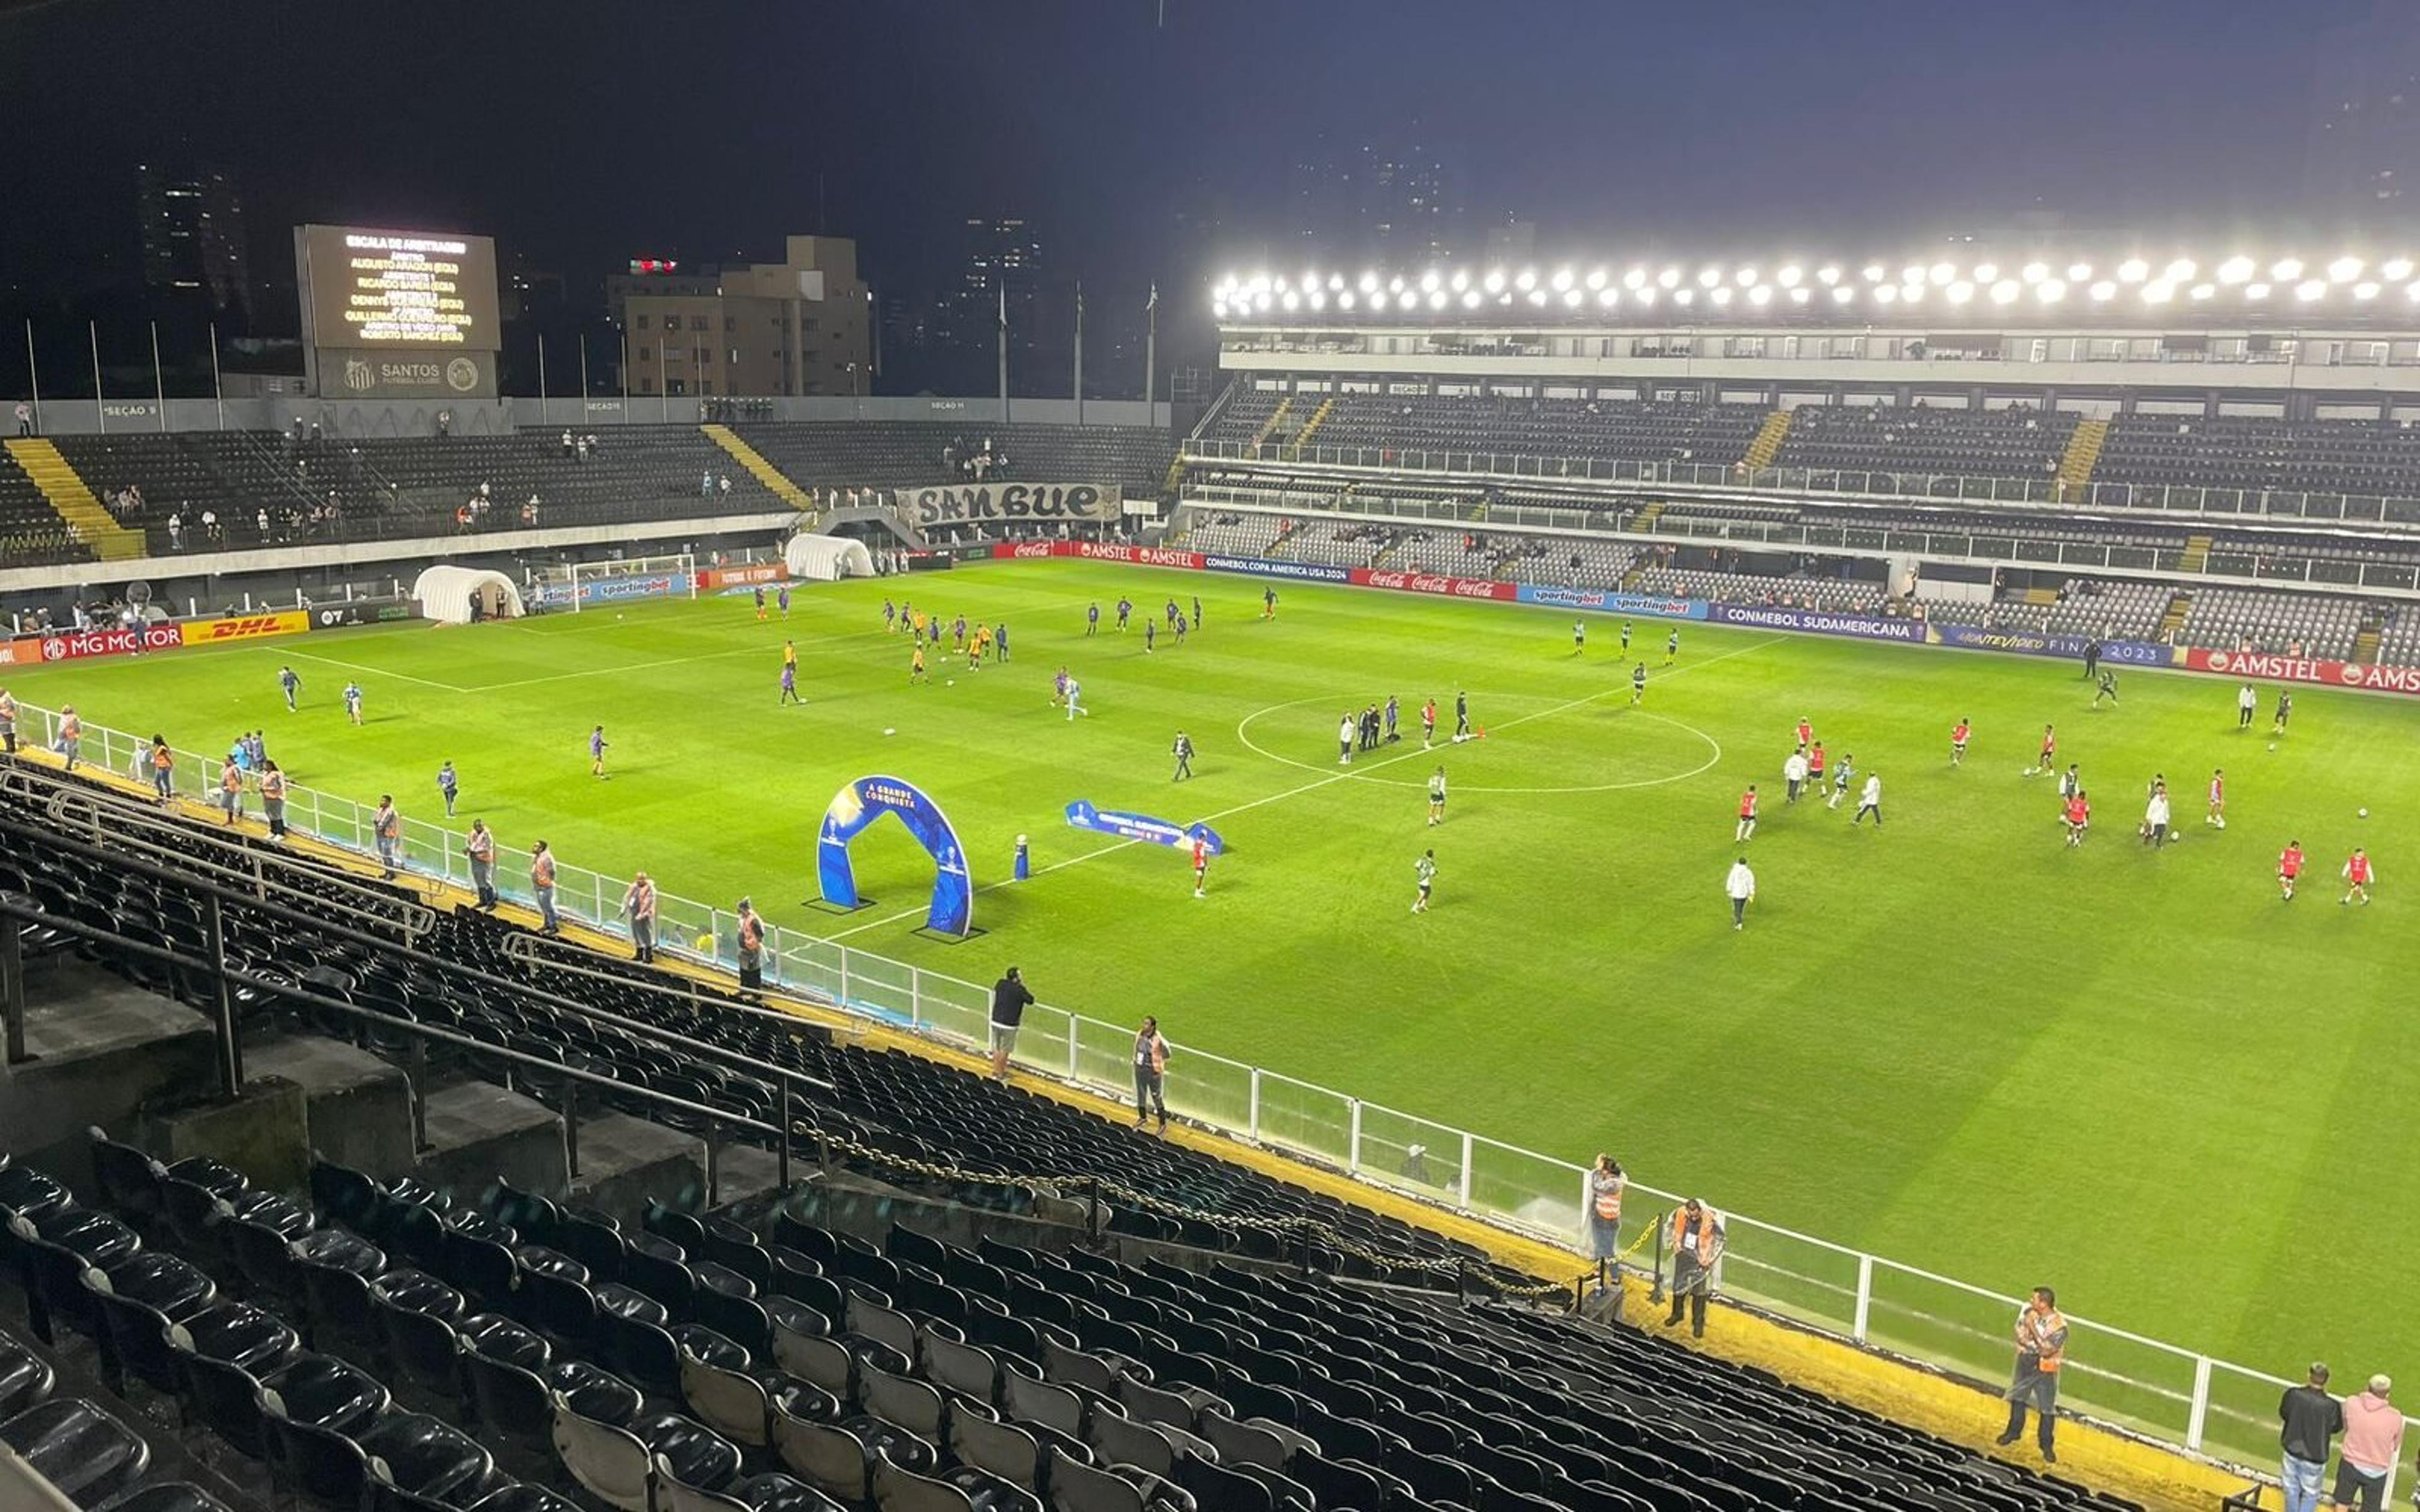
[2063,789,2089,847]
[1630,663,1647,706]
[2278,839,2305,901]
[1421,697,1438,748]
[1412,850,1436,913]
[2024,724,2056,777]
[1427,766,1446,827]
[1951,718,1971,767]
[590,725,610,779]
[1190,835,1210,898]
[1734,785,1758,842]
[2205,768,2225,828]
[2342,847,2375,906]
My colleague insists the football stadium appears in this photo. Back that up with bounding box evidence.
[3,6,2419,1511]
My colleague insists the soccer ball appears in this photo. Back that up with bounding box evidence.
[2360,806,2370,819]
[947,679,956,687]
[2267,742,2278,752]
[882,727,896,736]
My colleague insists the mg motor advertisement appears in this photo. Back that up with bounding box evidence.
[6,609,311,666]
[35,625,187,662]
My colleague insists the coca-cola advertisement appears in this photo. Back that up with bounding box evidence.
[1355,568,1517,602]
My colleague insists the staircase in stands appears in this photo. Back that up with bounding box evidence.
[1627,501,1667,534]
[1285,396,1335,459]
[1247,398,1293,452]
[699,424,813,510]
[1741,410,1793,470]
[2056,418,2109,498]
[2157,590,2193,638]
[2354,615,2385,664]
[3,439,147,561]
[2177,534,2213,574]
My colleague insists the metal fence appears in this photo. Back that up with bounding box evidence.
[1185,437,2420,530]
[9,695,2400,1481]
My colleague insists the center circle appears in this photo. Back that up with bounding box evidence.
[1235,690,1722,794]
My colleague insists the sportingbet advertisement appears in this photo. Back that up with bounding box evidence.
[572,572,683,605]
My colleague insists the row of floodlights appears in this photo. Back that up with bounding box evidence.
[1211,257,2420,318]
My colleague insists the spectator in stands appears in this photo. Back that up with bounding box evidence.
[1997,1286,2069,1462]
[989,965,1034,1079]
[166,512,183,552]
[735,898,765,995]
[2335,1375,2402,1512]
[1663,1198,1725,1337]
[13,399,30,437]
[522,495,541,527]
[623,870,658,964]
[561,428,575,459]
[435,409,451,437]
[718,474,733,498]
[701,469,714,497]
[2278,1363,2341,1512]
[577,432,592,462]
[200,509,219,544]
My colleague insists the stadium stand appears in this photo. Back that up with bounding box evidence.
[1179,515,1286,557]
[732,423,1175,496]
[0,453,93,566]
[49,427,786,554]
[1266,520,1390,570]
[1771,405,2078,481]
[0,765,2144,1512]
[1911,580,2174,640]
[2174,586,2366,658]
[1628,566,1886,616]
[1305,394,1768,466]
[2092,415,2420,499]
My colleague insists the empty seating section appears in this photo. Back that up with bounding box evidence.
[1628,566,1884,615]
[733,424,1175,495]
[2178,587,2365,658]
[0,454,90,565]
[1305,395,1766,465]
[1269,521,1386,570]
[1773,406,2077,479]
[2094,415,2420,499]
[1385,529,1515,578]
[1180,516,1285,557]
[2378,605,2420,665]
[47,428,782,553]
[1915,580,2172,639]
[1202,390,1288,445]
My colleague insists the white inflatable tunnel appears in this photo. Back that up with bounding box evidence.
[412,566,525,624]
[785,534,877,582]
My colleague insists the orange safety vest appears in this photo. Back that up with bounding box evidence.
[260,770,285,801]
[1591,1172,1624,1223]
[533,854,555,886]
[738,914,763,952]
[1669,1206,1719,1263]
[153,747,174,770]
[221,766,241,793]
[2022,1307,2068,1372]
[375,808,397,838]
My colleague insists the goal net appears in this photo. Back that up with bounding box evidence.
[533,553,698,613]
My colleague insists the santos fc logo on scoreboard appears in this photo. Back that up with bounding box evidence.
[341,356,483,394]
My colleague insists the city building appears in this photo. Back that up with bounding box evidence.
[620,236,871,398]
[135,159,251,319]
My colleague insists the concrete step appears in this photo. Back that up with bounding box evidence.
[567,1113,706,1227]
[1,961,216,1189]
[414,1081,567,1205]
[243,1033,417,1182]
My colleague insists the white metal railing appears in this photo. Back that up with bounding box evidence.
[8,694,2401,1481]
[1184,436,2420,532]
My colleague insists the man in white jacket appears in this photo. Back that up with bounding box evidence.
[1724,857,1756,931]
[1853,772,1883,827]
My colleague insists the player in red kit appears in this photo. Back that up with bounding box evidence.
[1807,742,1827,793]
[2278,840,2305,901]
[1190,836,1209,899]
[1951,718,1971,767]
[1795,716,1814,749]
[2204,768,2226,829]
[2342,848,2375,906]
[2063,790,2090,847]
[2025,724,2056,777]
[1734,786,1759,843]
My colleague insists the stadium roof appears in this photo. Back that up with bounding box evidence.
[1212,250,2420,329]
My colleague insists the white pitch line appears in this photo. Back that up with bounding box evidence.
[280,648,469,693]
[464,627,891,692]
[815,632,1789,942]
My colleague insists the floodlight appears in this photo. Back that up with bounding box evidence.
[1928,260,1955,285]
[1789,286,1810,304]
[2243,282,2271,299]
[1597,286,1618,306]
[1973,263,2000,284]
[1560,287,1581,307]
[1622,267,1647,290]
[1674,288,1695,306]
[1388,275,1406,294]
[1658,266,1682,289]
[1751,285,1774,306]
[1990,279,2020,304]
[1946,280,1974,304]
[2117,258,2149,283]
[2217,256,2254,284]
[1253,292,1271,311]
[2163,259,2195,283]
[1328,272,1345,290]
[1339,290,1356,310]
[1710,287,1734,306]
[2356,280,2381,299]
[1484,268,1506,292]
[1552,268,1575,291]
[1211,300,1227,319]
[1357,271,1380,293]
[1734,266,1758,286]
[2021,261,2048,284]
[2087,280,2116,301]
[2329,256,2364,282]
[1273,276,1290,294]
[1462,289,1482,309]
[1635,287,1657,306]
[2295,279,2326,301]
[1777,265,1803,286]
[2384,257,2414,280]
[1900,283,1926,304]
[1829,284,1855,303]
[2066,261,2093,281]
[1281,291,1299,310]
[1516,267,1538,290]
[1429,289,1448,309]
[1865,264,1889,283]
[1400,289,1420,309]
[2036,279,2067,303]
[2141,280,2174,304]
[1697,266,1722,288]
[1874,285,1899,305]
[1586,266,1609,289]
[1527,288,1547,306]
[2189,282,2215,301]
[2407,281,2420,299]
[2271,258,2303,280]
[1818,265,1843,284]
[1308,290,1326,310]
[1450,268,1470,292]
[1420,268,1442,292]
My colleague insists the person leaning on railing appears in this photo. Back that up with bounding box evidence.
[1995,1286,2069,1463]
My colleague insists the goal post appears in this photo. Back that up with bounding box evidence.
[534,553,698,613]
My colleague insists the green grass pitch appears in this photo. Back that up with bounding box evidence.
[11,559,2416,1394]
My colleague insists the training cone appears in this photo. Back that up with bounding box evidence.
[1475,724,1487,739]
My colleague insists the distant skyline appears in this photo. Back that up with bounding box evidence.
[0,0,2409,391]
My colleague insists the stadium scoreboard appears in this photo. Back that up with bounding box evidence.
[295,224,502,399]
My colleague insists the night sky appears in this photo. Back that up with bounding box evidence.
[0,0,2390,335]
